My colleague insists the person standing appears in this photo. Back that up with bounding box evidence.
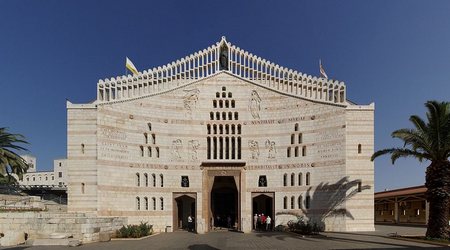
[261,214,266,231]
[257,214,261,231]
[253,214,258,230]
[266,216,272,231]
[188,215,193,232]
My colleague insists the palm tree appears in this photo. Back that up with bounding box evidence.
[0,127,29,183]
[371,100,450,239]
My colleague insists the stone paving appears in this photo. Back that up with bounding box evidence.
[1,225,445,250]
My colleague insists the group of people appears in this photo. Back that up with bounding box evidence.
[253,213,272,231]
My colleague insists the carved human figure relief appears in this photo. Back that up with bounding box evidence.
[248,140,260,159]
[265,139,277,159]
[188,140,200,161]
[183,88,200,117]
[249,90,261,119]
[172,139,183,160]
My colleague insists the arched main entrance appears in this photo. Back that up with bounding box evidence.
[211,176,238,229]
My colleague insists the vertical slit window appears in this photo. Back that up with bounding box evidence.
[298,173,302,186]
[295,146,299,157]
[160,197,164,210]
[228,112,232,120]
[283,174,287,186]
[287,147,291,158]
[291,196,295,209]
[81,144,85,154]
[298,196,302,209]
[295,123,299,131]
[136,197,140,210]
[216,112,220,120]
[156,147,160,158]
[291,134,295,144]
[144,197,149,210]
[225,137,230,159]
[358,144,362,154]
[207,124,211,134]
[306,172,310,186]
[207,137,211,159]
[237,137,241,159]
[298,133,302,144]
[148,123,152,131]
[219,137,224,159]
[283,196,287,209]
[144,173,148,187]
[305,196,310,209]
[140,146,144,157]
[302,146,306,156]
[136,173,140,187]
[144,133,148,144]
[160,174,164,187]
[291,173,295,186]
[234,112,238,120]
[210,112,214,120]
[213,100,217,108]
[152,174,156,187]
[219,124,223,134]
[81,183,85,194]
[222,112,226,120]
[213,137,218,159]
[231,100,235,108]
[237,124,241,134]
[213,124,217,134]
[231,137,236,159]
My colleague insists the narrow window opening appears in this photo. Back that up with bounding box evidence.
[213,100,217,108]
[219,100,223,108]
[234,112,238,120]
[210,112,214,120]
[283,174,287,187]
[216,112,220,120]
[136,173,140,186]
[207,137,211,159]
[291,134,295,144]
[225,100,229,108]
[258,175,267,187]
[291,196,295,209]
[228,92,232,98]
[144,133,148,144]
[291,173,295,186]
[358,144,362,154]
[181,176,189,187]
[283,196,287,209]
[152,197,156,210]
[144,173,148,187]
[305,196,310,209]
[160,174,164,187]
[216,92,220,98]
[302,146,306,156]
[237,137,241,159]
[231,100,235,108]
[152,134,156,144]
[295,146,299,157]
[237,124,241,134]
[295,123,299,131]
[228,112,232,120]
[298,133,303,144]
[140,146,144,157]
[81,144,85,154]
[148,123,152,131]
[81,183,85,194]
[156,147,160,158]
[145,197,149,210]
[152,174,156,187]
[136,197,140,210]
[298,173,302,186]
[222,112,226,120]
[298,196,302,209]
[306,172,310,186]
[160,197,164,210]
[287,147,291,158]
[219,137,224,159]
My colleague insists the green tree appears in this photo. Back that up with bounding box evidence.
[0,127,29,183]
[371,100,450,239]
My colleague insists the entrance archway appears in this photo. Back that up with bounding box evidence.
[211,176,238,229]
[173,193,196,231]
[252,193,274,231]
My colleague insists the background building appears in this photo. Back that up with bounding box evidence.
[67,37,375,233]
[19,156,67,187]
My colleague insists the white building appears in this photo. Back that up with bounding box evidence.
[67,37,375,233]
[19,157,67,187]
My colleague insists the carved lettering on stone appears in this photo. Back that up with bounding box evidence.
[183,88,200,117]
[249,90,261,119]
[248,140,260,159]
[172,139,183,160]
[188,140,200,161]
[265,139,277,158]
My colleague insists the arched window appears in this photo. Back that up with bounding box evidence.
[225,137,230,159]
[147,123,152,131]
[152,174,156,187]
[298,173,302,186]
[144,133,148,144]
[291,196,295,209]
[237,137,241,159]
[213,137,218,159]
[231,124,235,134]
[207,124,211,134]
[231,137,236,159]
[222,112,226,120]
[148,147,152,157]
[152,197,156,210]
[136,173,140,187]
[219,124,223,134]
[81,183,85,194]
[144,173,148,187]
[152,134,156,144]
[298,133,303,144]
[219,100,223,108]
[228,112,232,120]
[302,146,306,156]
[295,146,299,157]
[228,92,232,98]
[237,124,241,134]
[305,196,310,209]
[140,146,144,157]
[216,112,220,120]
[234,112,238,120]
[291,134,295,144]
[160,197,164,210]
[298,195,302,209]
[287,147,291,158]
[231,100,235,108]
[225,100,229,108]
[160,174,164,187]
[219,137,224,159]
[81,144,85,154]
[291,173,295,186]
[225,124,229,134]
[222,92,226,98]
[144,197,149,210]
[358,144,362,154]
[210,112,214,120]
[213,124,217,134]
[156,147,160,158]
[295,123,299,131]
[213,100,217,108]
[306,172,310,186]
[283,173,287,186]
[216,92,220,98]
[136,197,140,210]
[283,196,287,209]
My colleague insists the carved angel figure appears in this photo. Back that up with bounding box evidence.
[249,90,261,119]
[172,139,183,160]
[183,88,200,116]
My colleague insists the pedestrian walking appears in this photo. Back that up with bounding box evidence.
[266,216,271,231]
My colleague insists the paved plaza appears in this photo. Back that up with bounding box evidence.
[1,225,446,250]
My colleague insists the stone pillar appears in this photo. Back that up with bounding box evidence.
[394,198,399,224]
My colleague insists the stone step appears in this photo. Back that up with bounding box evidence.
[27,238,81,246]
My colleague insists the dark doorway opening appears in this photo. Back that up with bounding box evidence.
[174,194,196,231]
[211,176,238,229]
[252,193,274,231]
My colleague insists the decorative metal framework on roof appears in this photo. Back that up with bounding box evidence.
[97,37,346,106]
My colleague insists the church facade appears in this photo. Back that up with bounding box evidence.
[66,37,374,233]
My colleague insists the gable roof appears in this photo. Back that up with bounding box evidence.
[96,37,346,106]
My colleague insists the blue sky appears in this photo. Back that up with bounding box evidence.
[1,0,449,191]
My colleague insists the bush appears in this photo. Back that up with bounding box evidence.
[116,222,153,238]
[287,216,323,235]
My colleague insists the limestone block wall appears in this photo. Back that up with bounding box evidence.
[343,105,375,231]
[67,104,98,213]
[0,212,126,244]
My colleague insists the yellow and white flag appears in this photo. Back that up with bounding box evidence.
[319,59,328,79]
[126,57,139,75]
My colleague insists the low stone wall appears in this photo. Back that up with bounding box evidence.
[0,212,127,246]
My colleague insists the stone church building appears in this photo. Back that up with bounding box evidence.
[66,37,374,233]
